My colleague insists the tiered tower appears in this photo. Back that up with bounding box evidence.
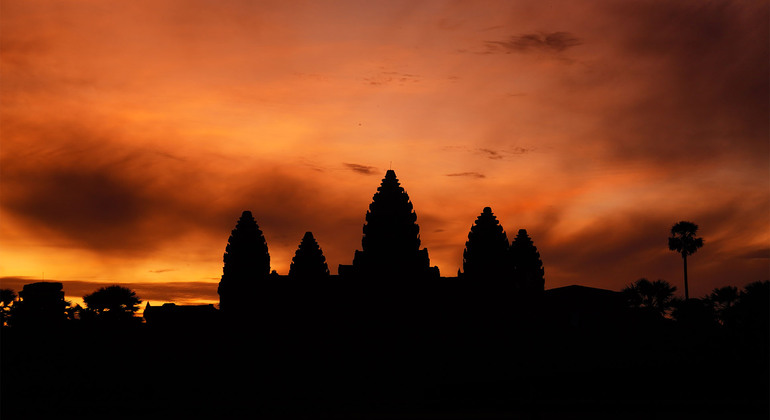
[289,232,330,280]
[510,229,545,293]
[217,210,270,313]
[341,170,438,280]
[461,207,511,280]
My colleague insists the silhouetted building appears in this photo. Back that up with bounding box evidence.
[289,232,330,280]
[510,229,545,294]
[217,210,270,314]
[543,285,624,329]
[213,171,548,324]
[144,302,218,328]
[340,170,439,280]
[11,282,67,327]
[461,207,510,280]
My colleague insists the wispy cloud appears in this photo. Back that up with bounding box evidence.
[486,32,581,53]
[364,70,420,86]
[738,248,770,260]
[343,163,378,175]
[478,148,504,160]
[477,147,533,159]
[441,146,534,160]
[446,172,485,179]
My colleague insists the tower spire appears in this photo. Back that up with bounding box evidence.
[346,170,437,279]
[462,206,510,280]
[217,210,270,313]
[289,232,330,280]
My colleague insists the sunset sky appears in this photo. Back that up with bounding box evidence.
[1,0,767,308]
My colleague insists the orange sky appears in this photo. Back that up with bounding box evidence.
[1,0,768,307]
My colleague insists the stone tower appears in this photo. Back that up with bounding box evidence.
[461,207,510,280]
[217,210,270,313]
[341,170,438,280]
[510,228,545,293]
[289,231,330,280]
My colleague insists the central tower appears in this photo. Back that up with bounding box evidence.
[341,170,438,280]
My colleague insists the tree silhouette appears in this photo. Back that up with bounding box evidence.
[668,221,704,300]
[670,297,716,328]
[509,228,545,292]
[622,278,677,317]
[82,285,141,320]
[217,210,270,312]
[733,280,770,334]
[289,232,330,280]
[461,207,509,280]
[0,288,16,327]
[708,286,739,326]
[65,303,83,321]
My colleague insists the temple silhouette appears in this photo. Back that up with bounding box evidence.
[4,170,768,419]
[215,169,545,326]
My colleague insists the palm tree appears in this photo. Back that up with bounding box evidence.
[622,278,677,317]
[668,221,704,300]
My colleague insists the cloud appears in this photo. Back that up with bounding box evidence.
[442,146,534,162]
[478,148,504,160]
[476,147,532,160]
[1,144,170,251]
[364,70,420,86]
[0,118,366,260]
[588,1,769,165]
[738,248,770,260]
[509,147,532,155]
[446,172,486,179]
[486,32,581,53]
[343,163,378,175]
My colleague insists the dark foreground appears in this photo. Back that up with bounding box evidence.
[3,321,768,419]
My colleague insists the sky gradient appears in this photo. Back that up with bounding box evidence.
[1,0,768,307]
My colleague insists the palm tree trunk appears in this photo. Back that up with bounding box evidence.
[683,254,689,300]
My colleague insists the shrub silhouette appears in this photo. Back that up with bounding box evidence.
[0,288,16,327]
[733,280,770,334]
[671,297,716,328]
[708,286,739,326]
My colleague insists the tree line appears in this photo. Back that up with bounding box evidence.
[0,284,141,328]
[622,278,769,327]
[2,277,766,330]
